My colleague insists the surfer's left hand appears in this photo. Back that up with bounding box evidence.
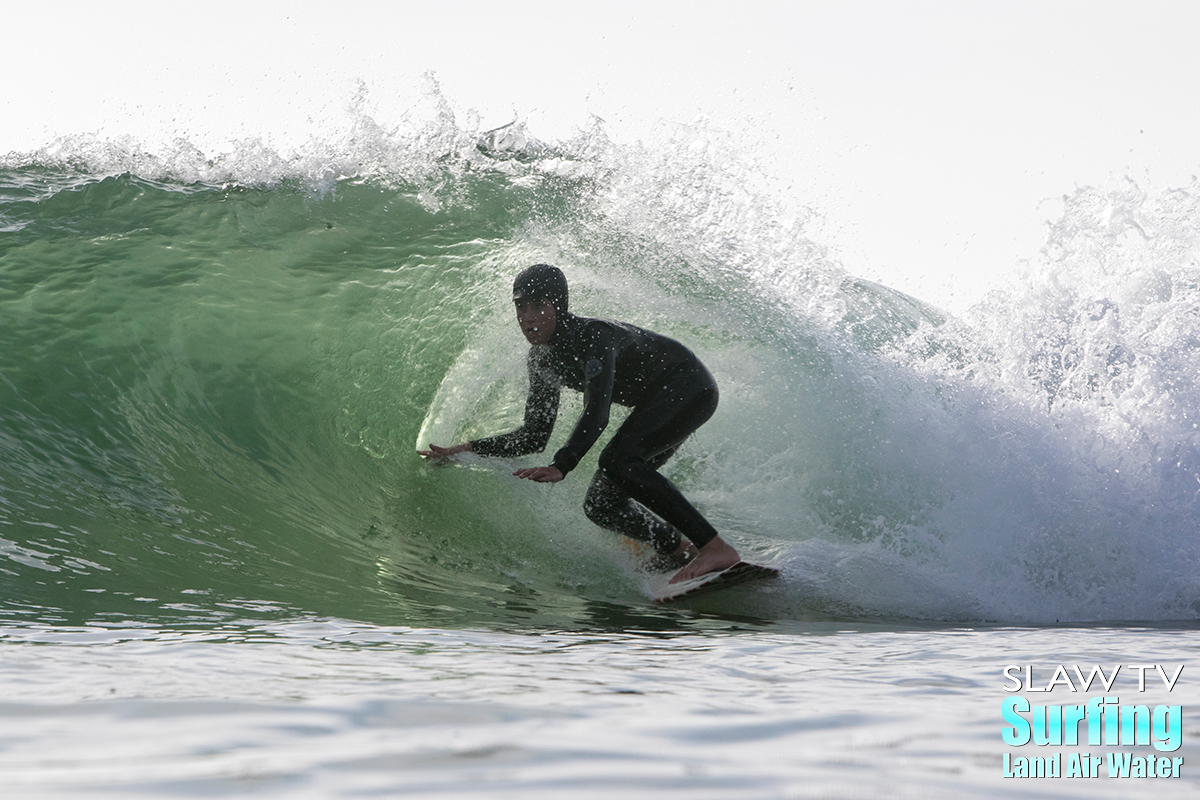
[419,442,470,461]
[513,466,563,483]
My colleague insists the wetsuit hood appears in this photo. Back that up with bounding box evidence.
[513,264,569,318]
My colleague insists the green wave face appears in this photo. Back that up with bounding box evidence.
[0,165,823,630]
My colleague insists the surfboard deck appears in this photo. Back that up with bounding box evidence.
[651,561,780,603]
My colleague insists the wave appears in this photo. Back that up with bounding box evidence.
[2,97,1199,627]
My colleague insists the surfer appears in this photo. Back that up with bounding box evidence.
[419,264,740,583]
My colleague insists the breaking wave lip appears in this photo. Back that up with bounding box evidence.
[3,86,1200,627]
[1,75,606,201]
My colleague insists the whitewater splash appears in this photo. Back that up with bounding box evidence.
[2,89,1199,626]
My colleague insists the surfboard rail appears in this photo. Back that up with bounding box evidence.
[651,561,780,603]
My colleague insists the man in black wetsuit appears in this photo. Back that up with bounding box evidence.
[419,264,740,583]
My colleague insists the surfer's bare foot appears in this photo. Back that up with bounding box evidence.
[668,536,739,583]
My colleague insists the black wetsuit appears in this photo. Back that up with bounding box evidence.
[470,313,720,553]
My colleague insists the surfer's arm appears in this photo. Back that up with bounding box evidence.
[468,355,560,458]
[548,331,617,476]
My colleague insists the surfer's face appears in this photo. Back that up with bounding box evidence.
[515,298,556,345]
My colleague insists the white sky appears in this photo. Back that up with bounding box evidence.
[6,1,1199,312]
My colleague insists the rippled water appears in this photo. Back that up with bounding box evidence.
[2,620,1197,798]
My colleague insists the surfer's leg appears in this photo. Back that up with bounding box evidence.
[595,363,738,581]
[583,466,683,554]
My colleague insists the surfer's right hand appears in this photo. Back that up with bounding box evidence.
[418,442,471,460]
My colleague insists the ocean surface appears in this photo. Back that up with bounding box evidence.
[3,102,1200,797]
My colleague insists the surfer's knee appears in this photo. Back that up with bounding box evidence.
[596,445,643,481]
[582,491,607,525]
[583,474,627,527]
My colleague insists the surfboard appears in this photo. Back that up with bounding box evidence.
[651,562,780,603]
